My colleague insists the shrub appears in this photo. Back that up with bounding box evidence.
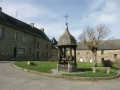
[101,59,113,67]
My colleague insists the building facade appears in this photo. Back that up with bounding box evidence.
[76,39,120,63]
[0,7,54,61]
[49,37,58,61]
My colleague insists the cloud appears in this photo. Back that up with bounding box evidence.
[70,29,82,41]
[0,0,58,20]
[89,0,105,10]
[97,13,117,23]
[35,21,82,41]
[102,0,118,13]
[35,22,65,40]
[2,4,40,18]
[82,0,119,24]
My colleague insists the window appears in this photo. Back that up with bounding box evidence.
[37,52,39,59]
[46,44,48,49]
[46,52,48,59]
[30,48,31,54]
[0,27,3,38]
[77,52,80,56]
[23,35,26,42]
[87,51,90,57]
[18,48,25,55]
[15,32,18,40]
[37,42,39,48]
[101,58,104,62]
[42,53,44,58]
[114,54,117,58]
[101,50,104,55]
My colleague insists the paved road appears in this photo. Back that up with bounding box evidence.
[0,61,120,90]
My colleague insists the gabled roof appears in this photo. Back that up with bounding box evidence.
[77,39,120,50]
[51,37,58,46]
[50,37,58,49]
[0,11,49,40]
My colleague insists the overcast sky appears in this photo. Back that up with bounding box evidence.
[0,0,120,41]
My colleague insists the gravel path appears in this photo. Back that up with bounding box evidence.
[0,61,120,90]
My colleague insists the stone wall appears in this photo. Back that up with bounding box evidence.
[49,48,58,61]
[76,49,120,63]
[0,24,51,61]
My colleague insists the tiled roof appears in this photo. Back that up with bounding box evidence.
[77,39,120,50]
[57,24,77,46]
[0,12,49,40]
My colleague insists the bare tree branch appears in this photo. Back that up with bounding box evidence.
[79,24,111,67]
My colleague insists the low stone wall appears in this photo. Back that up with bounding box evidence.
[11,63,120,81]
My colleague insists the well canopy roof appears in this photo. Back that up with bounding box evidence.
[57,24,77,47]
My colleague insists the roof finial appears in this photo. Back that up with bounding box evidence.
[64,14,69,26]
[15,10,19,18]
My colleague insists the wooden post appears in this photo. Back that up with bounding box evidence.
[70,47,72,64]
[58,47,60,64]
[74,47,76,64]
[64,47,66,58]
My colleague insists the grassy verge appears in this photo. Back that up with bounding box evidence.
[64,62,119,77]
[63,69,117,77]
[14,61,57,73]
[14,61,120,77]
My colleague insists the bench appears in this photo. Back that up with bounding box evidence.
[92,67,111,74]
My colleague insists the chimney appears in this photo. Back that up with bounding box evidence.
[29,23,34,28]
[41,28,44,32]
[0,7,2,12]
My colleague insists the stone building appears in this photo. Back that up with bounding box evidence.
[0,7,56,61]
[76,39,120,63]
[49,37,58,61]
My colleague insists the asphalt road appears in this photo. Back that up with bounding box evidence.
[0,61,120,90]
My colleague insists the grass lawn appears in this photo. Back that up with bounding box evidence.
[14,61,120,77]
[64,62,118,77]
[14,61,57,73]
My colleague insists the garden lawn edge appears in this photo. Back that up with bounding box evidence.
[11,63,120,81]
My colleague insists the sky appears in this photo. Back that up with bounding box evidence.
[0,0,120,41]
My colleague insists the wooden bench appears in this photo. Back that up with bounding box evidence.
[92,67,111,74]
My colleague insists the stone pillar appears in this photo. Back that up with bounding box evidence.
[58,47,60,64]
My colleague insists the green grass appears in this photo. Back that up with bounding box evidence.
[14,61,120,77]
[64,62,118,77]
[14,61,57,73]
[63,69,117,77]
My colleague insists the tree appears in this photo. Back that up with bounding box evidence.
[79,24,111,67]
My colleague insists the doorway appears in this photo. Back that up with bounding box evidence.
[14,47,16,58]
[37,52,39,59]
